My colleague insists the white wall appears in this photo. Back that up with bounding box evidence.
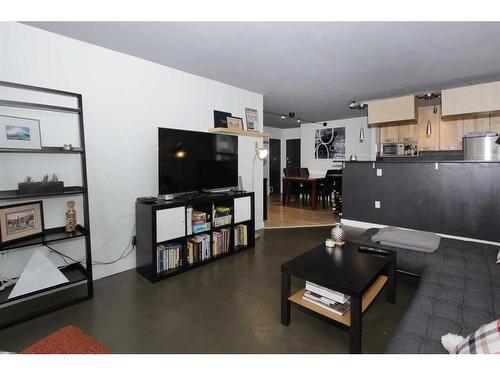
[264,117,375,187]
[0,22,264,280]
[300,117,375,176]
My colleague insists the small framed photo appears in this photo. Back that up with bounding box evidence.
[213,110,232,128]
[245,108,259,132]
[0,115,42,150]
[226,116,244,130]
[0,201,44,245]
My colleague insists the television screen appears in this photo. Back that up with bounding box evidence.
[158,128,238,194]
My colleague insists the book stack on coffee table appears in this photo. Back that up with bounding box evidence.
[302,281,351,316]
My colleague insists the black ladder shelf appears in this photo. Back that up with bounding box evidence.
[0,80,93,328]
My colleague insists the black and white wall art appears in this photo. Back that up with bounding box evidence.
[314,127,345,159]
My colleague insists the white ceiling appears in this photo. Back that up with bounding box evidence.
[24,22,500,128]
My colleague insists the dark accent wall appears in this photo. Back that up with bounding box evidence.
[343,161,500,242]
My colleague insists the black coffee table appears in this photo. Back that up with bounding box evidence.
[281,241,396,354]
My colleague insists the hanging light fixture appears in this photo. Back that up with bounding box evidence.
[425,93,433,136]
[359,126,365,142]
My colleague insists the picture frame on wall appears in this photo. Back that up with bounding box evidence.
[0,201,45,245]
[226,116,244,130]
[0,115,42,150]
[213,110,232,128]
[245,108,259,131]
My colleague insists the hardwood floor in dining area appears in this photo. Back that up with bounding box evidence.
[265,194,338,229]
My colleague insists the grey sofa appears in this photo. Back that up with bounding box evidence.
[354,228,500,354]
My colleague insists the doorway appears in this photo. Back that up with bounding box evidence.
[286,138,301,171]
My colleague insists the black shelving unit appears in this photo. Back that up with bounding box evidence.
[135,192,255,283]
[0,80,93,328]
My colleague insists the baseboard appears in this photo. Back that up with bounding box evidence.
[341,218,500,247]
[264,223,335,230]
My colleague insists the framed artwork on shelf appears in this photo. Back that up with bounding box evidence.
[0,201,45,245]
[213,110,232,128]
[226,116,244,130]
[0,115,42,150]
[245,108,259,131]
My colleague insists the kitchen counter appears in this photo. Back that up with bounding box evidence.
[349,159,500,163]
[342,161,500,243]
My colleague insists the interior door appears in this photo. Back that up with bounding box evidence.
[286,139,301,171]
[269,138,281,194]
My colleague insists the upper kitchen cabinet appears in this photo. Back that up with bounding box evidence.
[418,105,441,151]
[398,123,419,143]
[379,122,399,143]
[490,114,500,134]
[442,81,500,117]
[368,95,417,125]
[463,114,490,134]
[440,115,464,150]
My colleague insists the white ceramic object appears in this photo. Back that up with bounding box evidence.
[331,223,346,244]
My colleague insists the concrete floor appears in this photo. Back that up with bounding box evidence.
[0,226,419,353]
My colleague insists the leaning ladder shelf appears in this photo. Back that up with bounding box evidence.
[0,80,93,328]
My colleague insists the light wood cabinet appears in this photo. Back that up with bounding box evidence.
[440,116,464,150]
[398,123,418,143]
[463,114,490,134]
[418,105,440,151]
[442,81,500,117]
[368,95,417,125]
[489,114,500,134]
[379,123,399,143]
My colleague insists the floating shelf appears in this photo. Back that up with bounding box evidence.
[0,147,83,154]
[0,225,87,252]
[0,186,86,200]
[0,263,88,305]
[208,128,271,138]
[0,99,81,114]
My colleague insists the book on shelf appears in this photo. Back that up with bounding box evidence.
[192,210,208,223]
[187,234,211,265]
[234,224,248,247]
[213,215,232,227]
[305,281,349,304]
[213,206,232,227]
[212,228,230,256]
[302,291,351,316]
[157,243,182,273]
[192,222,211,233]
[187,207,193,235]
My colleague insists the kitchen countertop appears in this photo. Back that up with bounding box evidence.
[346,160,500,163]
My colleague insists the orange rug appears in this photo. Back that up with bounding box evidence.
[22,325,111,354]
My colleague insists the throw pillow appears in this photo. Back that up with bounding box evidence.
[441,333,464,353]
[446,319,500,354]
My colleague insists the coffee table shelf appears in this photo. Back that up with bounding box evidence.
[288,275,388,327]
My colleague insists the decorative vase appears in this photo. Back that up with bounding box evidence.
[331,223,345,245]
[65,201,77,233]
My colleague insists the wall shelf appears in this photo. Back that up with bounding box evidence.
[0,186,86,200]
[208,128,270,138]
[0,225,87,252]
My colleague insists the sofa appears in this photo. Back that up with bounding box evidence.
[354,228,500,354]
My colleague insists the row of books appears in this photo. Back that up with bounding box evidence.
[213,228,230,256]
[157,243,182,273]
[234,224,248,247]
[187,234,211,264]
[302,281,351,316]
[189,208,211,234]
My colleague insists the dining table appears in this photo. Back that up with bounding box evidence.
[282,176,324,210]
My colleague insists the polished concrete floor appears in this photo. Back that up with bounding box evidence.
[0,227,419,353]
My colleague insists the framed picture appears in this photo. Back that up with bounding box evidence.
[315,127,346,160]
[245,108,259,131]
[214,110,232,128]
[0,115,42,150]
[226,116,244,130]
[0,201,44,245]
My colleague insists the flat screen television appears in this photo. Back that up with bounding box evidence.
[158,128,238,195]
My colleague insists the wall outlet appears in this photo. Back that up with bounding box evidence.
[376,168,383,176]
[375,201,381,209]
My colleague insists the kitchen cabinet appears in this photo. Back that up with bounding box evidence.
[368,95,417,125]
[463,114,490,134]
[418,105,440,151]
[440,116,464,150]
[442,81,500,117]
[379,123,399,143]
[489,114,500,134]
[398,123,419,143]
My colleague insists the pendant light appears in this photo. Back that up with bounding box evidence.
[359,126,365,142]
[425,93,433,136]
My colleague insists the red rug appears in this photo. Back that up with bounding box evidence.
[22,325,111,354]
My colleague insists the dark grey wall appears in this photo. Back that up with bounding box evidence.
[343,161,500,242]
